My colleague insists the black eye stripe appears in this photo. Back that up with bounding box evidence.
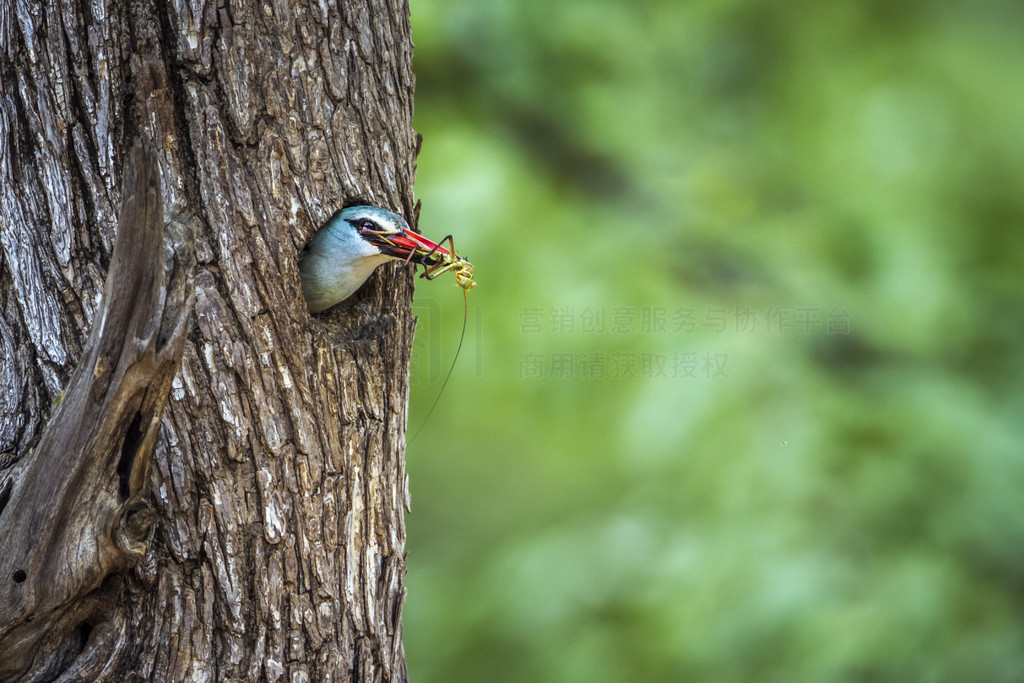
[346,217,381,232]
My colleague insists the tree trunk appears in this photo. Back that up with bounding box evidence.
[0,0,418,679]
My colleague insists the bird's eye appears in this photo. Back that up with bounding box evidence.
[360,219,377,231]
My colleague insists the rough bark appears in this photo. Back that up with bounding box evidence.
[0,0,418,679]
[0,137,195,680]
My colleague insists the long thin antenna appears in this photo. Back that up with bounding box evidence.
[410,289,468,443]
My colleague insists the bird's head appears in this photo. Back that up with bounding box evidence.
[300,205,457,313]
[340,205,452,265]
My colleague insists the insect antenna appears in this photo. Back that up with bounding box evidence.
[409,287,468,443]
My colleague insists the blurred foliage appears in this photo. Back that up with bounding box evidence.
[404,0,1024,680]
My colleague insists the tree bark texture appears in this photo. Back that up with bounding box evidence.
[0,137,195,680]
[0,0,418,680]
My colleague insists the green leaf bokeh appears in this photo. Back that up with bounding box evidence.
[405,0,1024,680]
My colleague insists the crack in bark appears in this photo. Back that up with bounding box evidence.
[0,137,195,679]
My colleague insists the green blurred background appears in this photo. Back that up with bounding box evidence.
[403,0,1024,680]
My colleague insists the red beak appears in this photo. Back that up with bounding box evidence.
[361,227,453,265]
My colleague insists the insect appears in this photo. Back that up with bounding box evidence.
[363,227,476,291]
[414,235,476,295]
[357,223,476,440]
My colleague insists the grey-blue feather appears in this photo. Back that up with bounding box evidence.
[299,206,410,313]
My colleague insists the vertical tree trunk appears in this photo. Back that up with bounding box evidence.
[0,0,418,679]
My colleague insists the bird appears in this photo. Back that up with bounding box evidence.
[299,205,438,313]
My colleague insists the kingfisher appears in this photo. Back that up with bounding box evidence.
[300,205,434,313]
